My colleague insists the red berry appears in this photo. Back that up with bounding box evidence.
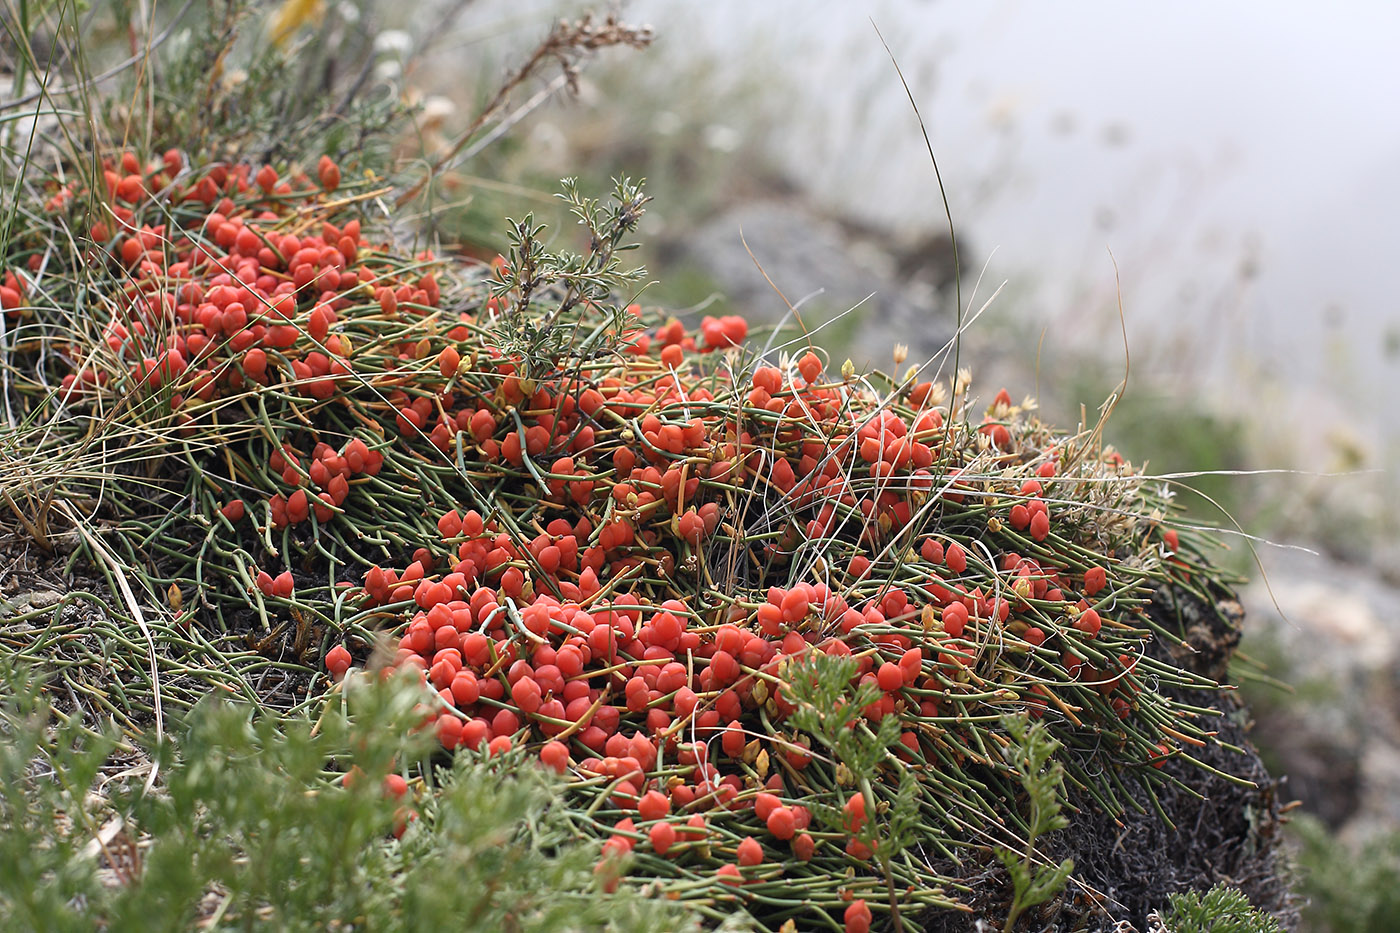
[845,899,872,933]
[780,587,809,622]
[273,571,294,598]
[637,789,671,822]
[540,740,570,773]
[435,714,463,750]
[722,721,746,758]
[1075,608,1102,638]
[941,601,968,638]
[325,644,352,678]
[766,806,796,840]
[317,155,341,192]
[649,821,677,856]
[716,863,742,885]
[945,542,967,574]
[438,345,460,380]
[450,669,478,706]
[736,836,763,867]
[754,792,781,821]
[843,793,867,833]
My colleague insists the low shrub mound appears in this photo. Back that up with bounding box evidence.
[3,150,1279,930]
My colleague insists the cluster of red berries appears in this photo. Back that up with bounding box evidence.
[39,151,1180,931]
[310,313,1141,910]
[42,150,446,423]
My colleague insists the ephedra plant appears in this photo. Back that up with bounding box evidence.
[0,136,1257,931]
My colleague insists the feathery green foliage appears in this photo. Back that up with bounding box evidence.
[1162,884,1282,933]
[994,713,1073,933]
[1292,814,1400,933]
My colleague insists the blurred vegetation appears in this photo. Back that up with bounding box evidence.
[1291,815,1400,933]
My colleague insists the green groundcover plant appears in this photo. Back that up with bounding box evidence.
[0,661,691,932]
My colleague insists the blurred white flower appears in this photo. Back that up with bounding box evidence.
[653,111,682,136]
[703,124,741,153]
[374,30,412,56]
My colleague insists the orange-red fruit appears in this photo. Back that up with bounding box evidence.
[273,570,294,598]
[945,542,967,574]
[736,836,763,867]
[438,345,460,379]
[637,789,671,822]
[540,740,570,773]
[754,792,781,821]
[792,832,815,861]
[649,821,677,856]
[844,899,873,933]
[325,644,352,678]
[716,863,742,885]
[752,366,782,395]
[287,489,310,523]
[766,806,796,840]
[317,155,341,192]
[1084,565,1107,596]
[940,601,968,638]
[220,499,246,522]
[115,174,145,203]
[876,662,903,693]
[242,348,268,380]
[843,793,867,833]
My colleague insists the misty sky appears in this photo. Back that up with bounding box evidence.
[631,0,1400,451]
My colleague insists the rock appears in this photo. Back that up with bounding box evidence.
[1241,546,1400,845]
[681,199,956,367]
[24,589,63,609]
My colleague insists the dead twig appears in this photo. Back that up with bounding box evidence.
[394,12,652,208]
